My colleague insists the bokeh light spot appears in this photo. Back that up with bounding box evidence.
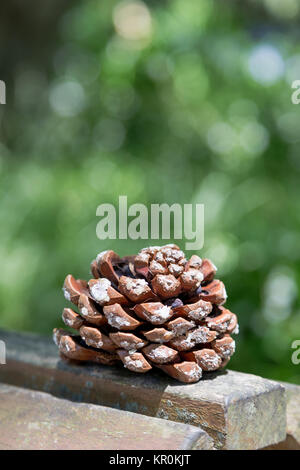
[248,44,284,85]
[49,80,86,117]
[207,122,237,155]
[113,1,152,42]
[263,268,297,323]
[239,121,269,156]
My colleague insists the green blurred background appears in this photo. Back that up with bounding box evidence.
[0,0,299,383]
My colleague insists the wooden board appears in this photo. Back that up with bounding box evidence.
[0,329,286,449]
[0,383,213,450]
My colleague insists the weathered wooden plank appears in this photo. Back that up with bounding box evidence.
[263,382,300,450]
[0,383,213,450]
[0,329,286,450]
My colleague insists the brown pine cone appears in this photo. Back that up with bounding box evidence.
[54,244,238,384]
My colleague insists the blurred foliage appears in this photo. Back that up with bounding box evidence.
[0,0,299,384]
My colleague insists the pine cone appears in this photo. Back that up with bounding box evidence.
[54,244,238,384]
